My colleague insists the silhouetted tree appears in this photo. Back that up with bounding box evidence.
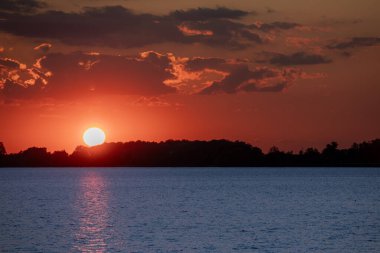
[297,147,321,165]
[304,147,319,155]
[19,147,50,166]
[269,146,280,154]
[0,142,5,155]
[322,141,338,156]
[266,146,292,165]
[0,139,379,167]
[321,141,343,164]
[51,151,69,166]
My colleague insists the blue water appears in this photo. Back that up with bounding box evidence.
[0,167,379,252]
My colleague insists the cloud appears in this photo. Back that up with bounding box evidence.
[268,52,332,66]
[286,37,320,48]
[164,54,326,95]
[1,78,45,99]
[177,24,213,36]
[185,57,227,72]
[34,43,52,53]
[0,57,32,93]
[134,96,172,107]
[0,51,177,99]
[0,55,50,96]
[0,6,168,48]
[327,37,380,49]
[0,5,300,50]
[161,54,322,95]
[199,66,300,94]
[250,21,300,32]
[0,58,26,69]
[1,50,325,99]
[0,0,46,13]
[168,7,251,21]
[0,6,246,49]
[177,19,263,49]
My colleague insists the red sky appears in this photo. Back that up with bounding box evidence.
[0,0,380,153]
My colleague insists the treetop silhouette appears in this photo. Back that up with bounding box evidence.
[0,139,379,167]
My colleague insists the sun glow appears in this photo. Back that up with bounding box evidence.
[83,127,106,147]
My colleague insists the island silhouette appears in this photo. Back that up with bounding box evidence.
[0,139,379,167]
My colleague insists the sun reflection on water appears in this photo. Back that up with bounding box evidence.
[73,171,110,253]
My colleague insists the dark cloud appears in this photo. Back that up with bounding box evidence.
[0,0,46,13]
[0,6,296,50]
[201,66,253,94]
[172,55,324,95]
[327,37,380,49]
[169,7,251,21]
[0,58,23,69]
[185,57,227,72]
[178,19,263,49]
[199,65,300,94]
[268,52,332,66]
[0,6,171,48]
[250,21,299,32]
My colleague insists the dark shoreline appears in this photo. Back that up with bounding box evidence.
[1,139,379,167]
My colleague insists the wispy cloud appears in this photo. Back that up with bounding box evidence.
[327,37,380,49]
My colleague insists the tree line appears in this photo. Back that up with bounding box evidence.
[0,139,379,167]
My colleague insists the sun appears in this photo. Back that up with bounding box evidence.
[83,127,106,147]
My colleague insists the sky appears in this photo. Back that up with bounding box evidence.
[0,0,379,153]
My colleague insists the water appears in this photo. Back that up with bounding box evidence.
[0,168,379,253]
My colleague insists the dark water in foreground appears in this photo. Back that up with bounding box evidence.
[0,168,379,253]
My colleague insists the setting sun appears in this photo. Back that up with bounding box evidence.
[83,127,106,147]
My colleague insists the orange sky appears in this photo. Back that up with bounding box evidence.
[0,0,379,153]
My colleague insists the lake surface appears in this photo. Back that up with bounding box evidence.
[0,167,379,252]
